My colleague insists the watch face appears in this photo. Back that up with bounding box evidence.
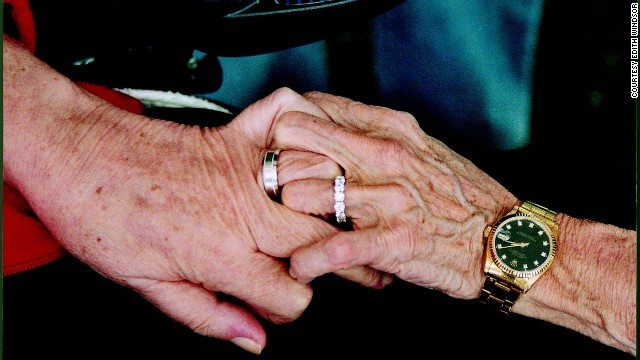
[489,215,556,278]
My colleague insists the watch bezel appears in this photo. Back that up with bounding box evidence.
[487,214,557,279]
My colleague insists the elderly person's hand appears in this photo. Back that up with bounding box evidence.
[276,91,636,355]
[276,91,516,298]
[4,35,390,355]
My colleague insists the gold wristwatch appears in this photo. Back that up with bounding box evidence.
[479,200,558,314]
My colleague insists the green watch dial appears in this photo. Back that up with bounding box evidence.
[491,215,555,277]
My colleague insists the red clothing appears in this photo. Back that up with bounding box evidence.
[3,0,144,275]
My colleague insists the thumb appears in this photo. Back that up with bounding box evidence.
[137,280,266,355]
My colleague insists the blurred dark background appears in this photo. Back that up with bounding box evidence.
[4,0,636,359]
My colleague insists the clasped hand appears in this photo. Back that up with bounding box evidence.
[7,34,634,356]
[9,73,512,354]
[81,88,514,354]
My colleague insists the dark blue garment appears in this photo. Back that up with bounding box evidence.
[205,0,544,150]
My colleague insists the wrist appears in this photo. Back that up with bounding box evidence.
[512,213,579,314]
[4,35,100,188]
[514,213,636,354]
[3,34,142,202]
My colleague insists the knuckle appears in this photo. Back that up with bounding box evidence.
[397,110,418,125]
[293,286,313,314]
[302,90,323,102]
[320,158,342,177]
[324,237,357,265]
[274,287,312,323]
[288,254,307,278]
[272,86,298,99]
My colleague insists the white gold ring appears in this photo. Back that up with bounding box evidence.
[262,149,281,201]
[334,175,347,223]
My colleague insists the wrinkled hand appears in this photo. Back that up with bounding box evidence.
[275,91,518,299]
[5,78,386,353]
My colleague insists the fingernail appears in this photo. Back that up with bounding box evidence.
[231,337,262,355]
[289,267,311,284]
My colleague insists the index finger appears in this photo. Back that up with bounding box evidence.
[288,227,400,284]
[302,91,427,146]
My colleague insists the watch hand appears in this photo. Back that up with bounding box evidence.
[498,243,529,249]
[498,238,521,245]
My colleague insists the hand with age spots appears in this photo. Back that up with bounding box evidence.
[3,35,391,355]
[276,91,636,356]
